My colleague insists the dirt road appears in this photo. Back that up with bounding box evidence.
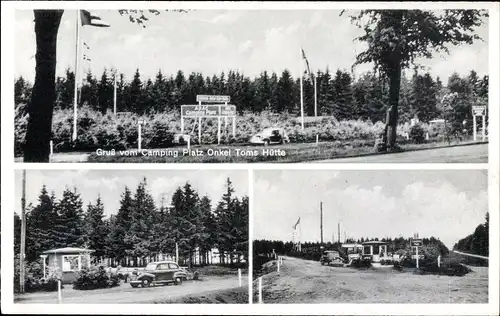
[254,256,488,304]
[15,275,248,304]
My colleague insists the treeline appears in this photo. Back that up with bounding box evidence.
[15,67,488,125]
[254,237,449,264]
[453,212,489,266]
[14,177,248,267]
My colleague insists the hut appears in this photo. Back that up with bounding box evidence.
[41,247,94,284]
[361,241,388,263]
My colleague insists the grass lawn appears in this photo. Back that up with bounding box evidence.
[87,139,486,163]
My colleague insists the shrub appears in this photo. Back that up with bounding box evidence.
[409,124,426,144]
[73,264,120,290]
[14,255,63,293]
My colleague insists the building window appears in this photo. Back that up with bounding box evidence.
[62,255,81,272]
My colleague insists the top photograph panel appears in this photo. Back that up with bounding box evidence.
[14,9,489,163]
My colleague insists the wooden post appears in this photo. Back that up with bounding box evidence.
[187,137,191,151]
[58,280,62,303]
[50,140,54,156]
[277,258,280,273]
[438,255,441,268]
[473,115,477,141]
[198,117,202,144]
[482,115,486,141]
[176,242,179,264]
[416,246,419,269]
[20,170,26,293]
[299,48,304,131]
[238,268,242,287]
[258,277,263,304]
[217,116,221,145]
[137,121,143,151]
[232,116,236,138]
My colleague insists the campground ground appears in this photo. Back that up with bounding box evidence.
[253,256,488,304]
[15,273,249,304]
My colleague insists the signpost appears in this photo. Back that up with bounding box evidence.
[181,95,236,145]
[472,105,487,141]
[411,236,423,269]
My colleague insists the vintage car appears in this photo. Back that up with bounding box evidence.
[129,261,187,288]
[249,127,290,146]
[319,250,344,266]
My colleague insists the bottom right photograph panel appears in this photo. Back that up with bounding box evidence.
[252,169,489,304]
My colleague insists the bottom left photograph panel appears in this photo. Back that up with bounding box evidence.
[12,169,249,304]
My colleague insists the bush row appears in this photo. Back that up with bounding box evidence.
[14,257,120,293]
[14,107,442,156]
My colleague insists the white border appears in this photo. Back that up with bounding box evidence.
[2,1,499,315]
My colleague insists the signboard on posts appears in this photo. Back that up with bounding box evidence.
[411,239,423,247]
[472,105,486,116]
[196,95,230,103]
[181,105,236,117]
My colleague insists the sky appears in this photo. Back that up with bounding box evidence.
[253,170,488,249]
[15,9,489,84]
[14,169,248,217]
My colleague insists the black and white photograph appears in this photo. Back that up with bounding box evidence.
[14,8,489,163]
[13,169,249,304]
[252,170,489,304]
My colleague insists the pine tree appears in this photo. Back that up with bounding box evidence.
[25,186,59,262]
[106,186,133,264]
[214,178,236,264]
[129,69,144,113]
[276,69,295,114]
[124,178,157,262]
[84,196,108,260]
[98,69,112,114]
[54,187,85,248]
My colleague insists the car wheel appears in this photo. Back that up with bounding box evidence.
[175,277,183,285]
[142,278,151,287]
[264,140,270,146]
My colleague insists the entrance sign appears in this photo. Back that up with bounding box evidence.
[411,237,422,268]
[472,106,486,116]
[181,95,236,145]
[181,105,236,117]
[196,95,230,103]
[471,105,487,141]
[411,239,423,247]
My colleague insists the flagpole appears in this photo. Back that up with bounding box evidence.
[300,48,304,131]
[314,76,317,117]
[114,72,117,115]
[73,10,81,142]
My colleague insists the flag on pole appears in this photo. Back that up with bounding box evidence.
[301,48,314,82]
[293,217,301,230]
[80,10,111,27]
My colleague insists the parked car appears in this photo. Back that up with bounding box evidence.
[249,127,290,146]
[180,266,200,281]
[173,133,191,145]
[129,261,187,288]
[320,250,344,266]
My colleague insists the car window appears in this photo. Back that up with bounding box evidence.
[168,263,179,269]
[145,263,157,271]
[156,263,169,270]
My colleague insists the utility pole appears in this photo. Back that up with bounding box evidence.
[320,202,323,245]
[20,170,27,293]
[338,223,341,245]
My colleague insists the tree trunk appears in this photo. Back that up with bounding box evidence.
[384,60,402,150]
[24,10,64,162]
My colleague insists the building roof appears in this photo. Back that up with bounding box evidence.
[341,243,363,248]
[42,247,94,254]
[361,241,388,245]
